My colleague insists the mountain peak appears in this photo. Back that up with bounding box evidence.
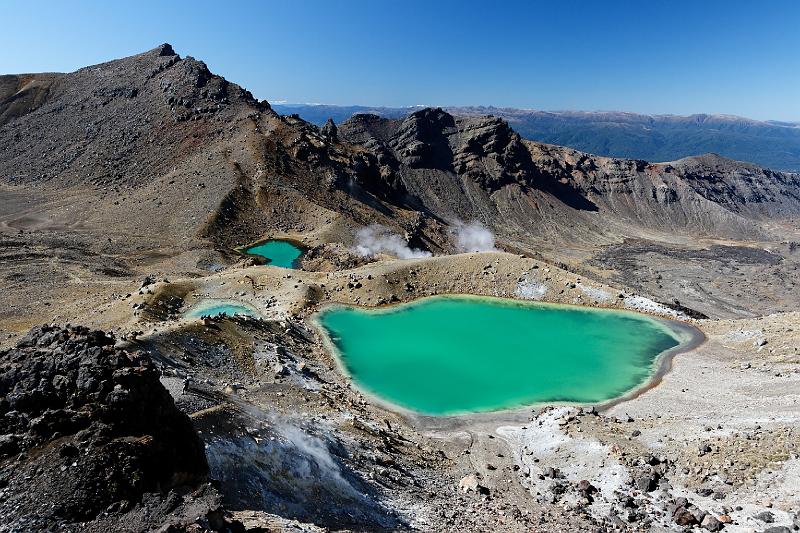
[156,43,177,57]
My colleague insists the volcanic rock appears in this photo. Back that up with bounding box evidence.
[459,473,489,495]
[701,514,724,531]
[321,117,338,142]
[0,324,208,527]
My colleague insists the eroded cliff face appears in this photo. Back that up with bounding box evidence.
[0,44,267,187]
[2,44,800,325]
[3,43,799,258]
[338,108,800,246]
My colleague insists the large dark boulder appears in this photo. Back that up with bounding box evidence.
[0,324,209,525]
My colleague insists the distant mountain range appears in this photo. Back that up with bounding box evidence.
[272,104,800,171]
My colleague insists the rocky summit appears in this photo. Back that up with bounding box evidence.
[1,45,799,532]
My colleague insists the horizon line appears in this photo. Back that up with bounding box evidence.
[268,102,800,125]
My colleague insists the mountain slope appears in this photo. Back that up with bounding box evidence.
[273,103,800,171]
[3,45,798,257]
[1,44,800,325]
[338,109,800,248]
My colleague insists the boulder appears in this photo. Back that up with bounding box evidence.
[701,514,724,531]
[543,466,560,479]
[0,324,209,525]
[635,471,660,492]
[459,473,489,495]
[577,479,598,502]
[674,508,698,527]
[577,479,597,494]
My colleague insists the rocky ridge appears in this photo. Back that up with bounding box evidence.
[272,103,800,172]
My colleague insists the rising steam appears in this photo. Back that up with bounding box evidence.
[454,221,497,252]
[354,225,431,259]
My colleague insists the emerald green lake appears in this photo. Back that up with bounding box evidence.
[244,240,303,268]
[318,296,687,415]
[184,300,258,319]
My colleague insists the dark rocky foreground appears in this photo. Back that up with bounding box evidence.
[0,325,245,532]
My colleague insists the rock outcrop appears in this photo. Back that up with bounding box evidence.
[321,117,337,142]
[340,108,800,245]
[274,103,800,172]
[0,43,265,188]
[0,325,210,529]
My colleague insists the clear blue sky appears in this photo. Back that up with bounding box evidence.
[2,0,799,120]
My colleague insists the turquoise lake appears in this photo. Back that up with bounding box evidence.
[318,295,686,415]
[184,300,258,319]
[243,240,303,268]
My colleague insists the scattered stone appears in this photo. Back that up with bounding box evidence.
[635,472,660,492]
[673,507,698,527]
[458,474,489,495]
[576,479,597,502]
[543,467,560,479]
[701,514,723,531]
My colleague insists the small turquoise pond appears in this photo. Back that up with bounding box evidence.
[184,300,258,319]
[318,295,691,415]
[243,240,303,268]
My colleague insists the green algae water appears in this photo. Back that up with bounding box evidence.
[184,300,258,319]
[318,295,685,415]
[244,240,303,268]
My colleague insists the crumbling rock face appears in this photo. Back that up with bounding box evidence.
[4,43,800,261]
[0,325,209,527]
[340,108,537,192]
[320,117,337,142]
[390,107,456,171]
[0,73,62,126]
[669,153,800,217]
[337,106,800,245]
[451,114,535,190]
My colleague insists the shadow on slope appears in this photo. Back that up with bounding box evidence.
[199,405,407,532]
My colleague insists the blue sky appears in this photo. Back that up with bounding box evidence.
[2,0,799,120]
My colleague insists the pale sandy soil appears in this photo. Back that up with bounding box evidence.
[2,239,798,530]
[93,250,796,531]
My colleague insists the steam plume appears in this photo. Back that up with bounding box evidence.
[354,225,431,259]
[454,221,497,252]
